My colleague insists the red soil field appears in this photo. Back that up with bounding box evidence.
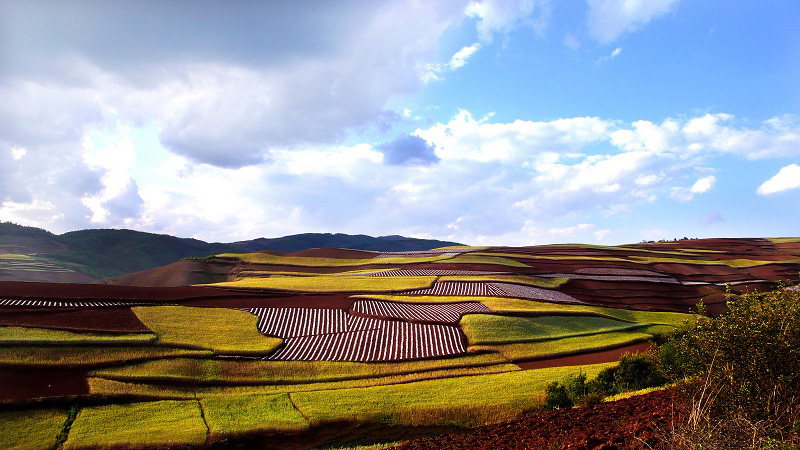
[0,368,88,403]
[182,293,355,310]
[104,259,232,287]
[515,341,655,370]
[0,307,151,333]
[396,387,688,450]
[0,281,250,302]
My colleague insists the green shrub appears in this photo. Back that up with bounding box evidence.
[544,381,573,410]
[665,288,800,428]
[613,354,666,392]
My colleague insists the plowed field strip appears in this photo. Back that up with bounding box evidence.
[351,300,491,324]
[375,251,461,259]
[405,281,584,305]
[365,269,502,277]
[248,308,386,338]
[408,282,507,297]
[0,299,172,308]
[537,274,681,283]
[268,323,465,362]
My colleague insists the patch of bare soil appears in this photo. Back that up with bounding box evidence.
[396,388,688,450]
[516,341,654,370]
[0,307,151,333]
[0,367,88,403]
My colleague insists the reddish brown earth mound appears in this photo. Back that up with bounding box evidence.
[396,388,688,450]
[183,293,356,310]
[103,259,232,287]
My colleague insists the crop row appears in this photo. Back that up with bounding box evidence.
[247,308,392,338]
[406,282,584,304]
[536,273,680,283]
[0,299,167,308]
[267,322,466,361]
[364,269,503,277]
[374,250,461,259]
[350,300,490,324]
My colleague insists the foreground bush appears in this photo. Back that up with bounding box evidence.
[544,353,665,409]
[660,287,800,447]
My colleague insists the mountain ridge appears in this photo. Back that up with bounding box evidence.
[0,222,461,281]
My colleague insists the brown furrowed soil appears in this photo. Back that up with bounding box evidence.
[395,387,688,450]
[0,307,151,333]
[0,367,88,402]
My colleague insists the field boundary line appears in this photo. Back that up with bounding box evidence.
[194,393,211,445]
[287,392,312,426]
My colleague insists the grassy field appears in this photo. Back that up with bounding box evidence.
[90,353,509,384]
[90,363,521,399]
[291,362,614,428]
[132,306,282,355]
[0,346,211,366]
[63,400,208,449]
[460,314,645,345]
[217,253,452,266]
[469,331,654,361]
[432,254,531,268]
[207,275,436,292]
[0,408,67,450]
[201,393,310,439]
[0,326,157,345]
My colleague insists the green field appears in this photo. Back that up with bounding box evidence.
[469,331,654,361]
[0,408,67,450]
[90,353,509,384]
[461,314,645,345]
[132,306,282,355]
[0,346,211,366]
[63,400,208,449]
[201,393,310,439]
[0,326,157,345]
[208,275,436,292]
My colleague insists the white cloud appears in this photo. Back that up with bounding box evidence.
[466,0,553,41]
[596,46,622,65]
[690,175,716,194]
[587,0,680,44]
[424,43,482,82]
[757,164,800,195]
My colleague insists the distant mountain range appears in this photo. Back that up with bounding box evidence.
[0,222,461,281]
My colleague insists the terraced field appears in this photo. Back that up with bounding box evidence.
[1,237,798,449]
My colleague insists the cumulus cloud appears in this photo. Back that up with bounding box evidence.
[0,1,468,168]
[757,164,800,195]
[587,0,680,44]
[377,135,440,166]
[670,176,716,202]
[423,43,482,82]
[596,47,622,65]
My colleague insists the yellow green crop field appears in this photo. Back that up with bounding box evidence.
[207,275,436,292]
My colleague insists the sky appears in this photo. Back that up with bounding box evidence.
[1,0,799,246]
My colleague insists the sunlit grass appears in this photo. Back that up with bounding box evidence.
[432,254,531,268]
[0,326,157,345]
[291,362,615,428]
[90,353,509,384]
[470,251,795,268]
[63,400,208,449]
[0,408,67,450]
[201,393,309,439]
[132,306,281,356]
[469,331,654,361]
[461,314,644,345]
[206,275,436,292]
[0,346,211,366]
[89,363,521,399]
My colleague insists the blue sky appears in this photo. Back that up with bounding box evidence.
[1,0,798,245]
